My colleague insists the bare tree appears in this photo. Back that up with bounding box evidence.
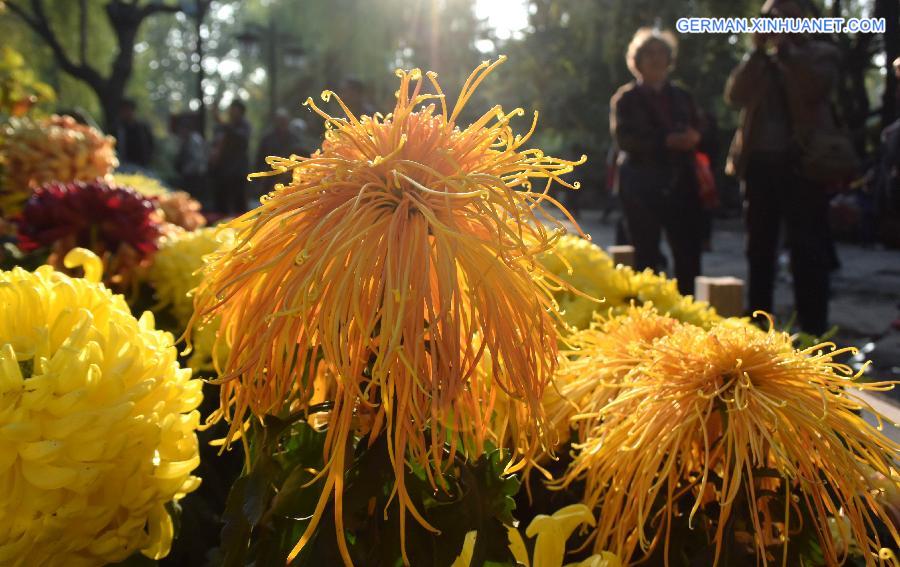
[6,0,183,133]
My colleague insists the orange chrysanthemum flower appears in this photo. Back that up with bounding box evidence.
[545,305,680,451]
[505,306,680,487]
[189,58,584,565]
[556,314,900,566]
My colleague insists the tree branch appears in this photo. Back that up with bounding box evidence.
[139,1,183,18]
[7,0,105,89]
[4,1,40,28]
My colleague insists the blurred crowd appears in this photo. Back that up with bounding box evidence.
[93,96,318,223]
[49,0,900,337]
[606,0,900,336]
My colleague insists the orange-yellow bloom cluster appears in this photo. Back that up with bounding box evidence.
[190,58,584,565]
[543,305,679,450]
[555,312,900,566]
[0,115,117,214]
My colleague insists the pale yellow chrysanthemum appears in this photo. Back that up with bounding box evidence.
[537,234,628,330]
[0,248,202,566]
[625,267,720,329]
[110,172,170,199]
[149,227,232,325]
[538,235,719,331]
[147,226,233,371]
[557,316,900,566]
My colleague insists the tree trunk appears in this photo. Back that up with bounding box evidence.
[103,2,143,133]
[878,0,900,128]
[7,0,181,134]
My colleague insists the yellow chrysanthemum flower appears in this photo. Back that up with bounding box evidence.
[189,57,584,565]
[150,227,232,325]
[110,172,170,199]
[556,315,900,566]
[538,235,719,330]
[148,226,233,371]
[625,267,719,329]
[543,305,680,452]
[0,249,202,566]
[537,234,627,330]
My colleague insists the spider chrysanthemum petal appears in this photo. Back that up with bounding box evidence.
[557,314,900,566]
[189,58,584,565]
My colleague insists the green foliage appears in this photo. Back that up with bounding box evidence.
[6,0,889,183]
[216,414,521,567]
[0,46,55,116]
[0,0,117,121]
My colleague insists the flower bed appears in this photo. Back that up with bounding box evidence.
[0,59,897,567]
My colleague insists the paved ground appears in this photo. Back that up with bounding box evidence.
[569,210,900,439]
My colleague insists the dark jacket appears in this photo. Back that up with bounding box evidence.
[210,119,251,179]
[610,80,700,200]
[117,119,155,167]
[724,40,840,178]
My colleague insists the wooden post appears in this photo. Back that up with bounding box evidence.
[694,276,744,317]
[607,245,635,267]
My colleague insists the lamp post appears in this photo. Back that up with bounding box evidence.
[237,14,307,121]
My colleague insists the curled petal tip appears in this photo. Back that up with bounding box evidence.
[62,248,103,283]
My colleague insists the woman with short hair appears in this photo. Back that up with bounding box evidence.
[610,27,705,295]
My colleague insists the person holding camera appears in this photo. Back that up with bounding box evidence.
[725,0,844,335]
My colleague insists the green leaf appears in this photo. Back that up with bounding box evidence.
[401,449,519,567]
[219,475,252,567]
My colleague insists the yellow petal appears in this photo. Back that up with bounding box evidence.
[450,530,478,567]
[508,525,531,567]
[141,504,174,560]
[21,460,78,490]
[18,440,63,462]
[527,505,597,567]
[0,344,24,390]
[62,248,103,283]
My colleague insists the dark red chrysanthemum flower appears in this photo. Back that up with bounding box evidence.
[17,179,162,258]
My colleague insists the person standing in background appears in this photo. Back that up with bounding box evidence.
[724,0,840,335]
[610,27,705,296]
[254,108,306,196]
[171,112,208,206]
[117,99,155,170]
[209,100,251,216]
[698,108,720,251]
